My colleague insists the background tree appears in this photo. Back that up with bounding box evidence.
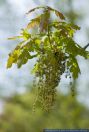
[0,87,89,132]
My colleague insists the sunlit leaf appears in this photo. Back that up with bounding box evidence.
[7,56,15,68]
[8,36,23,40]
[27,16,41,29]
[21,29,31,40]
[55,10,65,20]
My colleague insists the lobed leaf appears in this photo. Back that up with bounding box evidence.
[27,16,41,29]
[67,56,81,79]
[47,6,65,20]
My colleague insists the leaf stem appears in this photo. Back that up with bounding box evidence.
[47,25,53,49]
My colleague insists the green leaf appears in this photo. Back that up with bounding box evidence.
[26,16,41,29]
[69,23,80,30]
[7,56,15,68]
[8,36,23,40]
[21,29,31,40]
[7,48,21,68]
[67,56,81,79]
[54,10,65,20]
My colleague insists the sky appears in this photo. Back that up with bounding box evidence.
[0,0,89,108]
[0,0,36,97]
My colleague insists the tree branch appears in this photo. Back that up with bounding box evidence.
[83,43,89,50]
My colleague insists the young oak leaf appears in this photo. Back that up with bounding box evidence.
[55,11,65,20]
[27,16,41,29]
[7,49,21,68]
[7,56,15,68]
[47,6,65,20]
[8,36,23,40]
[26,6,44,14]
[26,6,65,20]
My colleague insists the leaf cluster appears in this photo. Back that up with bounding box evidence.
[7,6,89,110]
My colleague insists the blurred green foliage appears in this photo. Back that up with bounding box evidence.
[0,88,89,132]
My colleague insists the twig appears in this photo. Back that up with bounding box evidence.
[47,25,53,49]
[83,43,89,50]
